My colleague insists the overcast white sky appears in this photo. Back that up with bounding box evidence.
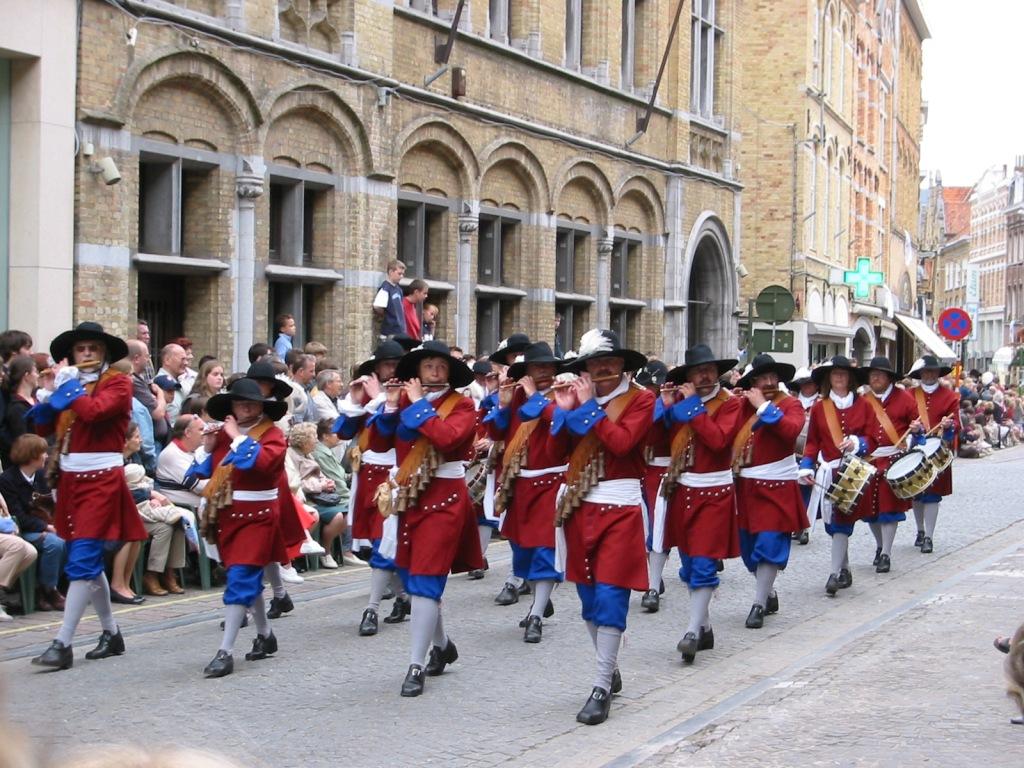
[918,1,1024,188]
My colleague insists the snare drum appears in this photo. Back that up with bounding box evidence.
[825,454,876,515]
[919,436,954,474]
[885,449,937,500]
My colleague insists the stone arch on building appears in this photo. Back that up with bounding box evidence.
[394,118,479,200]
[682,212,737,356]
[851,317,875,365]
[478,140,550,213]
[807,287,824,322]
[824,291,836,324]
[551,159,614,224]
[613,174,666,234]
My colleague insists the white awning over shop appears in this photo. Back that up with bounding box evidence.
[894,313,958,361]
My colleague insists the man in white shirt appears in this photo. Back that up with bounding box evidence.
[310,369,343,421]
[156,415,208,508]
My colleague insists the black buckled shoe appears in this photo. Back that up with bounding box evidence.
[873,547,882,567]
[203,650,234,678]
[798,530,810,545]
[640,589,660,612]
[467,569,485,580]
[85,629,125,660]
[31,640,73,670]
[401,664,425,697]
[745,604,765,629]
[382,587,396,600]
[837,568,853,589]
[677,632,699,663]
[920,537,933,554]
[267,593,293,620]
[245,632,278,661]
[359,608,379,636]
[826,573,840,596]
[494,582,520,606]
[611,668,622,694]
[576,687,611,725]
[523,615,543,643]
[914,530,925,547]
[519,599,554,627]
[518,581,532,595]
[424,639,458,676]
[876,554,891,574]
[716,559,725,573]
[220,613,249,630]
[384,595,411,624]
[698,626,715,650]
[766,591,779,615]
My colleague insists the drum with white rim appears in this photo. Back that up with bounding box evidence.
[919,436,954,474]
[825,454,876,515]
[885,449,937,500]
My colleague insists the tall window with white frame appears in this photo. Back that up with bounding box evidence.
[565,0,583,70]
[476,213,521,355]
[621,0,636,91]
[397,198,447,280]
[555,225,593,354]
[609,235,643,346]
[138,154,218,257]
[691,0,721,118]
[489,0,509,42]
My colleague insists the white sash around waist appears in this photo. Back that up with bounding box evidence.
[739,456,799,481]
[61,452,122,472]
[349,450,393,553]
[518,464,568,478]
[808,453,842,526]
[871,445,902,458]
[582,478,643,506]
[232,489,279,502]
[647,456,671,468]
[677,469,734,488]
[435,461,466,479]
[362,449,395,466]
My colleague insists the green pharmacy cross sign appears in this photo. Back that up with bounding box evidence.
[843,257,884,298]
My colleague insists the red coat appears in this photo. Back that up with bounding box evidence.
[488,389,568,548]
[562,387,655,590]
[664,393,744,559]
[369,391,483,575]
[911,384,960,497]
[802,395,877,524]
[39,371,146,543]
[863,387,918,514]
[641,399,671,514]
[735,396,809,534]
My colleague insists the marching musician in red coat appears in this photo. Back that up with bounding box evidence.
[31,322,146,671]
[798,356,876,597]
[733,354,808,629]
[788,366,819,545]
[333,340,409,636]
[861,356,918,574]
[370,340,482,698]
[486,341,567,643]
[660,344,742,665]
[551,329,654,726]
[193,378,290,678]
[907,355,959,554]
[634,361,672,614]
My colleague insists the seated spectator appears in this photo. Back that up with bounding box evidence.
[183,358,225,413]
[124,464,196,597]
[0,492,37,621]
[310,369,343,421]
[1,355,40,465]
[312,416,353,537]
[156,415,209,509]
[0,435,66,611]
[285,423,359,568]
[110,423,147,605]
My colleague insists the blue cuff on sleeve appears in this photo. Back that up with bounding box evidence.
[942,427,955,442]
[911,432,926,447]
[799,456,815,470]
[226,436,261,471]
[50,379,86,411]
[670,394,706,424]
[565,399,606,436]
[332,413,362,440]
[755,402,783,429]
[551,407,568,436]
[519,392,549,422]
[25,401,56,426]
[483,405,511,430]
[856,437,868,456]
[480,392,498,413]
[401,398,437,431]
[368,406,398,436]
[184,454,213,483]
[653,397,666,423]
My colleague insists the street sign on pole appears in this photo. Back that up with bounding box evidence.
[937,307,972,341]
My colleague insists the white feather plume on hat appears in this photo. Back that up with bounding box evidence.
[578,329,613,357]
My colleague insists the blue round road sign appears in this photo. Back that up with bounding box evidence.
[938,307,971,341]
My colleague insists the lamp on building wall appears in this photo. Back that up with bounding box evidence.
[736,263,750,278]
[88,157,122,186]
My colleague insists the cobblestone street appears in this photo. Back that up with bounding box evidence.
[2,447,1023,767]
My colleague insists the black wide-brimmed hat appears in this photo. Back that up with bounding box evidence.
[909,354,953,379]
[635,360,669,388]
[357,340,406,378]
[207,377,288,422]
[565,329,647,373]
[863,355,900,380]
[246,360,293,399]
[508,342,561,380]
[390,334,421,352]
[50,322,129,364]
[395,339,474,388]
[787,366,815,390]
[737,353,796,390]
[666,344,738,384]
[488,333,532,366]
[811,355,862,386]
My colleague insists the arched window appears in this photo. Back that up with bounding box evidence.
[823,147,833,258]
[822,4,834,95]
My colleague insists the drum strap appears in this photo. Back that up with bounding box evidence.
[863,392,901,445]
[913,387,931,430]
[820,399,846,451]
[731,392,788,472]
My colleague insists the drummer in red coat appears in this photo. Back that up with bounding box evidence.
[551,329,654,726]
[486,341,567,643]
[192,378,290,678]
[31,322,146,671]
[798,356,876,597]
[369,340,482,698]
[733,354,808,629]
[634,361,672,614]
[907,355,959,554]
[861,356,918,574]
[659,344,742,665]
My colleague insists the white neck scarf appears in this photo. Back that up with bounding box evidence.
[425,386,451,403]
[921,381,939,394]
[873,384,893,402]
[701,383,722,403]
[799,392,818,409]
[829,390,854,409]
[595,376,630,406]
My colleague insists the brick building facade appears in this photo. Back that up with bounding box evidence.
[72,0,744,369]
